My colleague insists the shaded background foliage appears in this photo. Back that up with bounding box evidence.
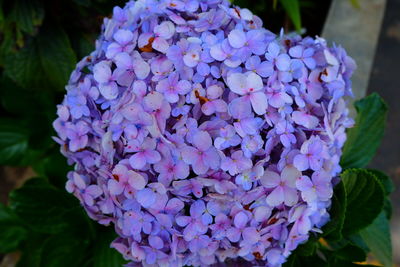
[0,0,394,267]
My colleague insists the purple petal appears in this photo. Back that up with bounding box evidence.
[228,29,246,48]
[293,154,309,171]
[129,153,147,169]
[234,211,248,228]
[192,131,212,151]
[137,188,156,208]
[250,91,268,115]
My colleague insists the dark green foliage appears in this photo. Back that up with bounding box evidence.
[283,94,393,267]
[341,93,388,169]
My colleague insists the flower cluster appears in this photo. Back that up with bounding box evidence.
[53,0,355,266]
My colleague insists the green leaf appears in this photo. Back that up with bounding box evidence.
[93,227,127,267]
[16,233,48,267]
[33,150,72,189]
[341,169,384,235]
[284,253,328,267]
[341,93,388,169]
[0,118,29,165]
[9,0,44,35]
[4,24,76,91]
[37,25,77,90]
[366,169,394,195]
[322,181,346,240]
[359,212,392,267]
[335,243,366,262]
[295,237,319,256]
[279,0,302,31]
[0,203,27,253]
[39,233,90,267]
[4,39,46,89]
[9,178,86,234]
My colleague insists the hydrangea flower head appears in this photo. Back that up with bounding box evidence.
[54,0,355,266]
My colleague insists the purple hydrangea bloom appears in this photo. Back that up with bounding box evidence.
[54,0,355,266]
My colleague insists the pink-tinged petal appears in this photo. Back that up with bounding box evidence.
[201,101,216,115]
[281,165,301,188]
[191,180,203,198]
[254,206,271,222]
[309,156,323,171]
[296,176,313,191]
[316,184,333,200]
[138,33,153,49]
[296,215,312,235]
[227,73,248,95]
[165,198,184,214]
[301,188,317,203]
[181,146,201,165]
[145,150,161,164]
[269,92,285,108]
[245,56,261,70]
[154,21,175,39]
[266,186,284,207]
[292,111,319,129]
[192,160,209,175]
[114,52,132,69]
[293,154,309,171]
[210,44,226,61]
[308,139,323,154]
[164,90,179,103]
[108,179,124,195]
[257,61,274,77]
[73,173,86,189]
[304,57,316,69]
[202,213,213,225]
[128,171,146,190]
[276,54,291,71]
[105,43,121,59]
[83,194,94,206]
[86,185,102,197]
[176,80,191,94]
[176,216,191,227]
[149,235,164,249]
[228,29,246,48]
[132,80,147,97]
[234,211,248,228]
[250,91,268,115]
[133,60,150,79]
[203,148,220,170]
[69,138,82,152]
[93,61,111,83]
[99,82,119,100]
[175,161,190,179]
[136,188,156,208]
[190,200,206,217]
[227,227,241,242]
[288,45,303,58]
[242,227,260,245]
[129,153,147,169]
[239,118,259,135]
[267,42,280,57]
[228,96,252,119]
[246,72,264,91]
[152,37,169,53]
[192,131,212,151]
[260,170,281,188]
[183,52,200,67]
[213,99,228,113]
[283,187,298,206]
[114,29,133,45]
